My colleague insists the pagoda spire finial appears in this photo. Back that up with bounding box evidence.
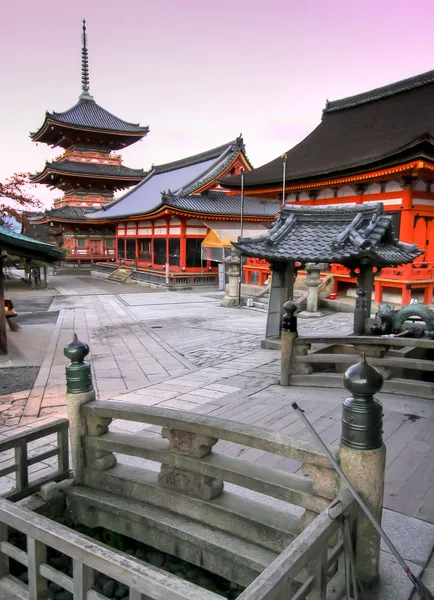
[80,19,93,100]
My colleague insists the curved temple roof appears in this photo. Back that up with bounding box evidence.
[233,203,422,268]
[31,160,146,182]
[31,99,149,139]
[87,137,252,220]
[222,69,434,190]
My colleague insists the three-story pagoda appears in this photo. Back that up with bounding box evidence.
[31,20,148,211]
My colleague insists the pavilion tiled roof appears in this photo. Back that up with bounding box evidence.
[222,69,434,189]
[31,161,146,181]
[87,137,253,220]
[233,203,422,267]
[31,99,149,137]
[0,225,62,262]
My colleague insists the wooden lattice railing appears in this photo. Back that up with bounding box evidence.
[0,419,70,501]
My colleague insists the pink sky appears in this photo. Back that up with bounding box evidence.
[2,0,434,207]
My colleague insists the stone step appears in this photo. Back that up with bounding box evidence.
[254,297,269,306]
[108,267,133,283]
[246,287,306,312]
[252,301,267,311]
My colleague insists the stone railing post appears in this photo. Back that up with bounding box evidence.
[281,300,298,386]
[64,334,115,484]
[159,428,223,500]
[353,288,368,335]
[222,248,241,306]
[339,354,385,586]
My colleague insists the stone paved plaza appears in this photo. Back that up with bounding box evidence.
[0,274,433,597]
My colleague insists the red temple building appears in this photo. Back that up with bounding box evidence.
[86,137,278,286]
[222,70,434,305]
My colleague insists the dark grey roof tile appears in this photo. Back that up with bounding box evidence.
[33,161,146,178]
[42,99,148,133]
[222,70,434,189]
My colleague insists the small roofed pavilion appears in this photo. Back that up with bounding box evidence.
[0,225,62,355]
[233,203,422,339]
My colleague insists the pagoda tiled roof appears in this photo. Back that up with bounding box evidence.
[31,99,149,136]
[165,191,278,217]
[222,69,434,189]
[233,203,422,268]
[31,160,146,180]
[87,137,251,220]
[45,206,94,219]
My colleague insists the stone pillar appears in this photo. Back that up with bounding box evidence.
[357,264,375,318]
[222,248,241,306]
[339,354,385,586]
[159,428,223,500]
[280,301,298,386]
[265,262,295,339]
[353,289,367,335]
[64,335,116,485]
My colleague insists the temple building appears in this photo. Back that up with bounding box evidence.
[29,20,148,261]
[222,70,434,305]
[86,137,278,286]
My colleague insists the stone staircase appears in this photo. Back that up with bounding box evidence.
[248,288,306,312]
[107,266,133,283]
[247,274,334,313]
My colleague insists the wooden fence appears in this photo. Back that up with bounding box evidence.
[0,419,70,501]
[282,334,434,399]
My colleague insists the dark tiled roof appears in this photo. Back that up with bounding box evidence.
[45,206,94,219]
[233,203,422,267]
[0,225,62,262]
[325,69,434,113]
[222,70,434,189]
[165,192,278,217]
[32,161,146,179]
[87,137,250,220]
[154,136,247,174]
[32,99,149,135]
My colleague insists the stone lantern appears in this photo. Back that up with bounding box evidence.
[222,248,241,306]
[304,263,328,313]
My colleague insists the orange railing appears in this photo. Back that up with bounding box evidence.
[332,262,434,281]
[243,258,271,285]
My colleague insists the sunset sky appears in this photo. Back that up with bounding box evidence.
[2,0,434,206]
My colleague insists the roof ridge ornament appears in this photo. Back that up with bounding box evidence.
[79,19,94,101]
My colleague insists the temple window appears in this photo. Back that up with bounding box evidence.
[105,239,114,247]
[138,239,152,262]
[117,240,125,260]
[186,238,203,268]
[169,238,180,266]
[77,239,86,247]
[153,238,166,265]
[125,239,136,260]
